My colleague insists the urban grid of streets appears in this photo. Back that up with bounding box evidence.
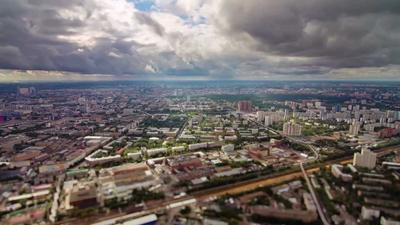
[1,81,400,225]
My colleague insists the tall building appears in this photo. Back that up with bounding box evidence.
[18,87,36,96]
[396,111,400,120]
[333,104,341,113]
[348,105,353,111]
[349,121,361,136]
[265,115,272,126]
[353,147,377,169]
[283,121,302,136]
[237,101,252,113]
[256,111,265,122]
[283,109,288,120]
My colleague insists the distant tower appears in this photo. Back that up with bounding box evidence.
[85,102,90,113]
[18,87,33,96]
[265,116,271,126]
[349,121,361,136]
[284,109,288,120]
[333,104,341,113]
[256,111,265,122]
[237,101,252,113]
[283,121,302,136]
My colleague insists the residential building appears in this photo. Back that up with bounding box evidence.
[349,121,361,136]
[237,101,252,113]
[283,121,302,136]
[353,147,377,169]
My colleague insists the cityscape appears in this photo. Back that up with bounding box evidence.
[0,81,400,225]
[1,0,400,225]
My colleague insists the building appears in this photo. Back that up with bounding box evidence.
[18,87,36,96]
[379,128,398,138]
[265,115,272,126]
[381,217,400,225]
[250,206,317,223]
[146,148,167,157]
[127,152,141,160]
[85,150,122,166]
[237,101,252,113]
[171,146,185,153]
[221,144,234,153]
[353,147,377,169]
[256,111,265,122]
[121,214,157,225]
[349,121,361,136]
[283,121,302,136]
[303,193,316,212]
[98,163,159,201]
[188,142,208,151]
[333,104,341,113]
[167,155,202,170]
[174,165,214,182]
[68,181,99,209]
[331,164,353,182]
[264,112,284,126]
[361,206,380,220]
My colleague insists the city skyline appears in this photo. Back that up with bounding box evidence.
[1,79,400,224]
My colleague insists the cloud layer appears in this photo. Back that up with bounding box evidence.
[0,0,400,80]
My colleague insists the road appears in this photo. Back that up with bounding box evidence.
[58,144,399,225]
[300,162,330,225]
[194,168,317,201]
[49,174,65,223]
[176,117,189,139]
[248,117,320,160]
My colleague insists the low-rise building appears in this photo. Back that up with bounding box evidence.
[221,144,234,154]
[331,164,353,182]
[68,181,99,209]
[98,163,159,201]
[361,206,380,220]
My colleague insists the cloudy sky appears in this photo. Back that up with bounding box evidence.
[0,0,400,81]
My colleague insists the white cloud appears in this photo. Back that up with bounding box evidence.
[0,0,399,80]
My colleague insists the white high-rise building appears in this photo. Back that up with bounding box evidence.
[257,111,265,122]
[265,116,272,126]
[283,121,302,136]
[353,147,377,169]
[283,109,288,120]
[349,121,361,136]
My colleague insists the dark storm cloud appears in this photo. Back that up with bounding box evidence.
[1,0,400,79]
[135,12,165,36]
[51,38,148,74]
[218,0,400,69]
[0,0,170,75]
